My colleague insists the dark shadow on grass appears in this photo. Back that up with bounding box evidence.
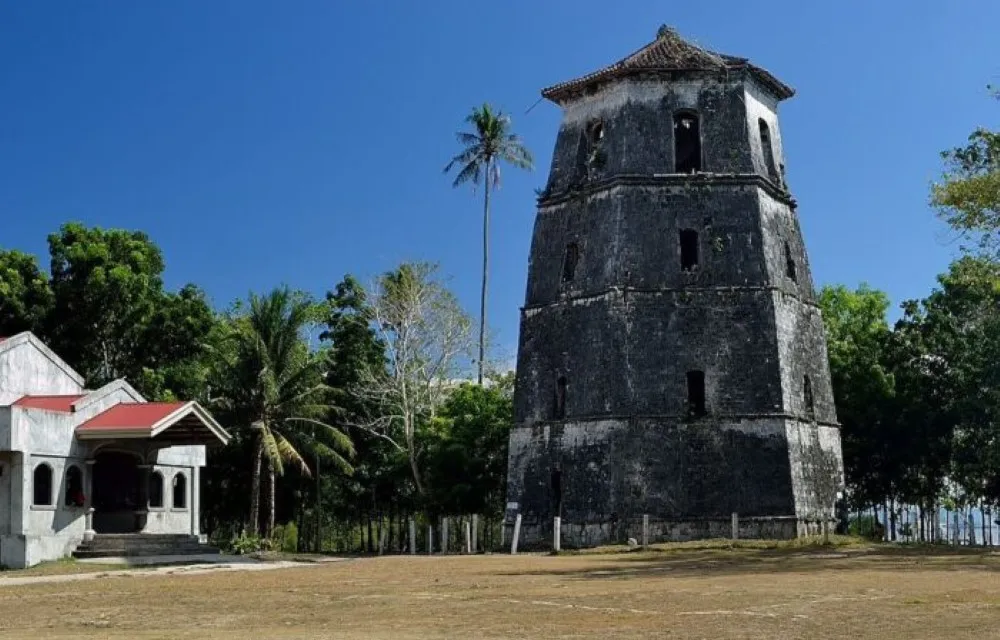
[498,544,1000,581]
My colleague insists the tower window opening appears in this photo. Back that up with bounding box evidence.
[679,229,699,271]
[673,112,701,173]
[551,466,563,517]
[562,243,580,282]
[784,241,797,282]
[758,118,779,182]
[804,375,815,419]
[554,376,567,419]
[686,370,706,417]
[587,120,604,144]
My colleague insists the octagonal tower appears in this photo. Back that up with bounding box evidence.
[506,27,844,548]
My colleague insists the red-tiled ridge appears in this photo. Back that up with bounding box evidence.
[12,395,86,412]
[77,402,188,432]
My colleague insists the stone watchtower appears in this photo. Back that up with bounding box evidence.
[506,27,844,548]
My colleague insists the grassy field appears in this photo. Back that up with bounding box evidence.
[0,541,997,639]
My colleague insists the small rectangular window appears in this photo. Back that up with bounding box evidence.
[679,229,699,271]
[784,241,797,282]
[562,243,579,282]
[686,370,706,417]
[674,112,701,173]
[554,376,567,419]
[804,375,815,419]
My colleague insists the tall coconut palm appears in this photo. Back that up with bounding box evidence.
[445,104,533,384]
[216,286,354,535]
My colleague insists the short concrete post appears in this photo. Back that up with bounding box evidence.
[442,517,450,554]
[553,516,561,552]
[731,513,739,541]
[83,458,96,542]
[409,518,416,555]
[464,520,472,554]
[642,514,650,547]
[511,513,522,555]
[471,514,479,553]
[427,525,434,555]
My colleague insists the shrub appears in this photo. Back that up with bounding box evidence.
[227,531,270,555]
[848,515,885,541]
[271,522,299,553]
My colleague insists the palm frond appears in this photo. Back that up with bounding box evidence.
[285,417,356,458]
[275,433,311,477]
[260,426,284,476]
[450,161,481,188]
[313,442,355,476]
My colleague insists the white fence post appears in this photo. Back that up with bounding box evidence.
[553,516,561,552]
[464,519,472,554]
[642,514,649,547]
[471,514,478,553]
[731,513,739,541]
[511,513,522,555]
[442,517,450,554]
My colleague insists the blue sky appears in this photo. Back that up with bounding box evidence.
[2,1,998,361]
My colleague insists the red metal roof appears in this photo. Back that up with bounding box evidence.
[12,395,86,413]
[77,402,188,432]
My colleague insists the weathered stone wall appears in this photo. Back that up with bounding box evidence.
[508,66,845,548]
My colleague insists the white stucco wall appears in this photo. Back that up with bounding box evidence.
[0,335,84,405]
[0,334,217,567]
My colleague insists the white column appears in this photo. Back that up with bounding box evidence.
[191,466,200,537]
[471,515,478,553]
[83,458,96,541]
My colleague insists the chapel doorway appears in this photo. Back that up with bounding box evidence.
[92,451,142,533]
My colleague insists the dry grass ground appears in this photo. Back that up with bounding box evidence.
[0,541,998,639]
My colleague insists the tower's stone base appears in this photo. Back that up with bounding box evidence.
[508,515,815,550]
[505,417,843,550]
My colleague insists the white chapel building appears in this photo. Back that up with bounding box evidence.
[0,332,229,568]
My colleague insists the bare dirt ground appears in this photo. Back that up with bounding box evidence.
[0,542,997,639]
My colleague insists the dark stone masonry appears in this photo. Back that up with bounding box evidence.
[506,27,845,548]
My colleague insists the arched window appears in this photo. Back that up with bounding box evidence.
[33,463,53,506]
[172,473,187,509]
[758,118,779,182]
[673,111,701,173]
[554,376,567,420]
[784,241,797,282]
[562,243,580,282]
[64,465,84,507]
[804,376,815,419]
[686,370,706,418]
[679,229,699,271]
[149,471,164,508]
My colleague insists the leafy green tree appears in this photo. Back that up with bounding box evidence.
[0,249,53,336]
[43,223,216,400]
[424,373,513,517]
[213,286,355,535]
[445,104,533,384]
[818,284,896,510]
[931,92,999,253]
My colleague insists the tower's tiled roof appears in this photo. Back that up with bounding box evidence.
[542,26,794,103]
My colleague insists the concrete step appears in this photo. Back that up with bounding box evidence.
[73,534,220,559]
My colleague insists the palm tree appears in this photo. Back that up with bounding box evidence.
[445,104,533,384]
[216,287,354,536]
